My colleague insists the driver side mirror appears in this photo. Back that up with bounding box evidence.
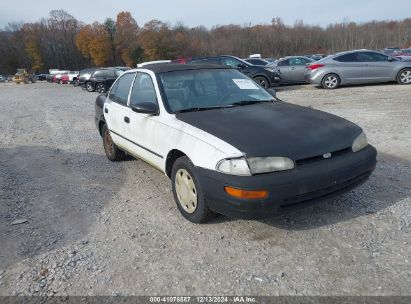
[237,63,247,68]
[131,102,158,115]
[388,56,396,62]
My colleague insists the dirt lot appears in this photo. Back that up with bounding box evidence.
[0,81,410,296]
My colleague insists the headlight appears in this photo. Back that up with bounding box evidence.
[216,158,251,176]
[352,131,368,152]
[216,156,295,176]
[265,67,280,74]
[248,157,294,174]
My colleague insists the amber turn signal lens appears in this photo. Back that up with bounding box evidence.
[224,186,269,200]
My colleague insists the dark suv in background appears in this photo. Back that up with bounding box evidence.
[188,55,281,88]
[78,68,98,90]
[86,67,130,93]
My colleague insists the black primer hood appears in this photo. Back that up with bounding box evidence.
[175,102,362,160]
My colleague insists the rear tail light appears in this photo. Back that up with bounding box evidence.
[307,64,325,71]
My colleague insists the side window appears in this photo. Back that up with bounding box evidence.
[221,57,243,68]
[93,70,102,77]
[112,73,136,106]
[277,59,290,66]
[289,58,306,66]
[359,52,388,62]
[130,73,157,107]
[192,58,220,65]
[334,53,359,62]
[109,81,118,100]
[106,70,116,77]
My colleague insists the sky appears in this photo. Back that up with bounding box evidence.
[1,0,410,29]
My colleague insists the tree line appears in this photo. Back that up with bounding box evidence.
[1,10,410,74]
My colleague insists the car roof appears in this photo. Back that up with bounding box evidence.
[331,49,376,57]
[137,63,230,73]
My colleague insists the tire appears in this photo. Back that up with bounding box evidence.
[397,68,411,85]
[254,76,269,88]
[171,156,215,223]
[321,73,340,89]
[102,124,125,161]
[96,83,106,93]
[99,83,107,93]
[85,81,94,92]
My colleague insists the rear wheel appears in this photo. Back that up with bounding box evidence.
[321,73,340,89]
[102,125,125,161]
[254,76,269,88]
[171,156,215,223]
[397,68,411,85]
[96,83,106,93]
[86,81,94,92]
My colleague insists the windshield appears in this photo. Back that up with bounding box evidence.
[159,69,274,113]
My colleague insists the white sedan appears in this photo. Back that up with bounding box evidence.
[95,64,376,223]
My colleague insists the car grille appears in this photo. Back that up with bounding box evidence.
[280,171,371,208]
[295,147,351,166]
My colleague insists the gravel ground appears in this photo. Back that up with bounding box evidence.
[0,81,410,296]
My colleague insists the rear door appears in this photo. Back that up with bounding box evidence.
[288,57,311,82]
[103,72,136,148]
[277,59,293,82]
[333,53,365,83]
[358,52,394,81]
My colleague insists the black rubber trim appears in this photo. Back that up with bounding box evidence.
[109,129,163,159]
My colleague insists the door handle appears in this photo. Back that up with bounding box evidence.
[104,108,108,113]
[124,116,130,123]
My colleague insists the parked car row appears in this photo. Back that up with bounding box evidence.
[41,48,411,93]
[0,75,14,82]
[36,71,79,84]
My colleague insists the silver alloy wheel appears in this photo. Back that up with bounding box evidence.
[255,77,268,88]
[98,84,106,93]
[324,75,338,88]
[86,82,93,92]
[400,70,411,84]
[175,169,197,214]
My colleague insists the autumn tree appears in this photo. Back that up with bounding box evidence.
[138,20,177,60]
[114,12,139,66]
[76,23,111,66]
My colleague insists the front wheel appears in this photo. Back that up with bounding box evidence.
[171,157,215,223]
[321,73,340,89]
[102,125,125,161]
[254,76,269,88]
[397,68,411,85]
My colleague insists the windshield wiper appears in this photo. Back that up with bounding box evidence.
[175,105,233,113]
[230,99,274,106]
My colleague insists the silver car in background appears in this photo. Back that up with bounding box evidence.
[304,50,411,89]
[269,56,314,84]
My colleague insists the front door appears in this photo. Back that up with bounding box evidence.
[358,52,394,82]
[124,72,164,170]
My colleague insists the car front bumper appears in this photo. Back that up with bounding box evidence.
[196,145,377,219]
